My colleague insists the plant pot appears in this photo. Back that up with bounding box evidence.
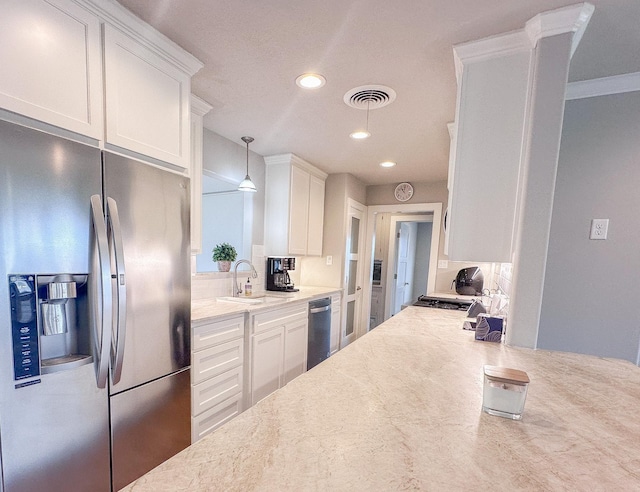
[217,261,231,272]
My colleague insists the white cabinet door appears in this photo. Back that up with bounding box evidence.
[288,164,310,255]
[103,24,191,169]
[191,392,242,443]
[448,50,531,263]
[307,174,326,256]
[251,327,284,406]
[283,317,308,385]
[264,154,326,257]
[0,0,103,138]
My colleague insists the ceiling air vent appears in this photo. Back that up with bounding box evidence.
[343,85,397,110]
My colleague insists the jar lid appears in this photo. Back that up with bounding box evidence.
[483,365,530,384]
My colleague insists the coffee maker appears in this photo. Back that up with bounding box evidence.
[266,257,299,292]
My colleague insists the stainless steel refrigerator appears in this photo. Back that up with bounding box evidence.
[0,119,191,491]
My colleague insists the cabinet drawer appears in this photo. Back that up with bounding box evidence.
[192,315,244,352]
[191,392,242,443]
[252,304,308,335]
[192,365,243,417]
[192,338,243,385]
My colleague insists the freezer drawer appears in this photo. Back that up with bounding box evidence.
[110,368,190,491]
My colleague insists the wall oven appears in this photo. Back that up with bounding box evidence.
[372,260,382,285]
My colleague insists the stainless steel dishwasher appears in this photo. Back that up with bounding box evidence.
[307,297,331,370]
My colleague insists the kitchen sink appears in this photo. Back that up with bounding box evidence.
[216,295,285,305]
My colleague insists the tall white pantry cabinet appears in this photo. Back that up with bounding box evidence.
[0,0,202,171]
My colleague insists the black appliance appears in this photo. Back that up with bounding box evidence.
[372,260,382,285]
[266,257,299,292]
[454,267,484,295]
[413,295,473,311]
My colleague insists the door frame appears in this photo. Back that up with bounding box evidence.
[385,215,432,319]
[362,203,442,332]
[341,198,367,347]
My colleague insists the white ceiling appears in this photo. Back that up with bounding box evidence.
[118,0,640,185]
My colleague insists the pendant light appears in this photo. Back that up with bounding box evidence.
[238,136,257,193]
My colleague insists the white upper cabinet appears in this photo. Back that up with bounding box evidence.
[447,4,593,263]
[447,38,532,263]
[0,0,203,170]
[103,24,191,169]
[264,154,327,257]
[0,0,103,138]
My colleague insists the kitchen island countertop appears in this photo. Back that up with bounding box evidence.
[123,307,640,491]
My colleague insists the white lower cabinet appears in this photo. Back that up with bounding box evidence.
[250,304,308,406]
[191,314,245,443]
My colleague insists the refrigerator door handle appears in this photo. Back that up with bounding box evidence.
[90,194,113,388]
[107,197,127,385]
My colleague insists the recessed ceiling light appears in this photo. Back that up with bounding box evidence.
[380,161,396,168]
[350,131,371,140]
[296,73,326,89]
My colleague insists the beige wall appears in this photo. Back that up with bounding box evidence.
[299,173,366,288]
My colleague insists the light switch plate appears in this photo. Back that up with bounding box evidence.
[326,255,333,265]
[590,219,609,240]
[438,260,449,269]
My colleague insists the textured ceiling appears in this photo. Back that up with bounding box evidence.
[118,0,640,185]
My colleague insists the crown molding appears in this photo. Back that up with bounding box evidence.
[73,0,203,75]
[190,94,213,117]
[264,153,328,180]
[453,30,530,83]
[525,3,594,57]
[566,72,640,100]
[453,3,594,83]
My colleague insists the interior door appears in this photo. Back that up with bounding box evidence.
[393,222,417,314]
[342,200,366,348]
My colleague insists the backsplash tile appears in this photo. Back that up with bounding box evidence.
[497,263,513,297]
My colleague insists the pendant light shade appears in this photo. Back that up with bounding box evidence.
[238,136,257,192]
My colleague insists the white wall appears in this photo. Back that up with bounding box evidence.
[537,91,640,363]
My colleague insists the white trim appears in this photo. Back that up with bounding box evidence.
[384,215,434,320]
[525,3,594,57]
[191,95,213,117]
[453,3,594,83]
[361,203,442,332]
[453,30,530,83]
[566,72,640,100]
[73,0,204,75]
[264,153,328,180]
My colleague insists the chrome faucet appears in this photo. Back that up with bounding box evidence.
[233,259,259,296]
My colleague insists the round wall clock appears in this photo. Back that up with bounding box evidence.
[394,182,413,202]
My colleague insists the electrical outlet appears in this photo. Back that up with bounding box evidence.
[326,255,333,265]
[438,260,448,269]
[589,219,609,240]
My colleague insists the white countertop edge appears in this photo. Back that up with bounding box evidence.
[191,286,343,323]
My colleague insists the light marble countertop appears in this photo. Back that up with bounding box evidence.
[191,286,342,322]
[123,307,640,491]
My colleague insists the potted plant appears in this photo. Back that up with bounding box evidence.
[212,242,237,272]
